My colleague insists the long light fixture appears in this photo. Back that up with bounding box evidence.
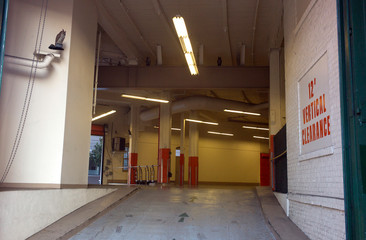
[172,16,198,75]
[185,118,218,125]
[253,136,269,140]
[121,94,169,103]
[208,131,233,136]
[243,126,269,131]
[92,110,116,121]
[224,109,261,116]
[154,126,181,131]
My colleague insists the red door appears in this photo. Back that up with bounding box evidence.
[260,153,270,186]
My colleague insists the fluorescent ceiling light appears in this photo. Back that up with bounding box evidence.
[183,38,193,52]
[154,126,181,131]
[172,15,198,75]
[122,94,169,103]
[253,136,269,140]
[242,126,269,131]
[208,131,233,136]
[224,109,261,116]
[145,98,169,103]
[185,53,194,65]
[189,65,197,75]
[172,17,188,37]
[92,110,116,121]
[185,118,219,125]
[122,95,145,100]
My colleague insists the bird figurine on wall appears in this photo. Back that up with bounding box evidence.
[49,29,66,50]
[146,57,151,66]
[217,57,222,66]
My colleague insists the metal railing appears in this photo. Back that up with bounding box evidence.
[116,165,158,185]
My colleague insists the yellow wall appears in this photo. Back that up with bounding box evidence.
[98,106,130,184]
[137,131,180,182]
[136,130,268,184]
[198,137,265,183]
[101,121,269,184]
[136,131,158,166]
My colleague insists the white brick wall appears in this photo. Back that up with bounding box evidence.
[283,0,345,239]
[289,201,345,240]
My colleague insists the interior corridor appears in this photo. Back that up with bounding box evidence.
[69,185,275,240]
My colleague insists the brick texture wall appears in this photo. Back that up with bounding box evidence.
[283,0,345,239]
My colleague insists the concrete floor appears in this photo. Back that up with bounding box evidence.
[70,185,276,240]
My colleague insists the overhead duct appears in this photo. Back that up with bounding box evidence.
[140,95,268,121]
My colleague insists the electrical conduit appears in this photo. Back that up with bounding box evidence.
[0,0,9,97]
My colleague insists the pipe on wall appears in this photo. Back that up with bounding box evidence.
[4,53,56,69]
[93,31,102,115]
[0,0,9,96]
[140,95,268,121]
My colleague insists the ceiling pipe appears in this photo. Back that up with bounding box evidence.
[140,95,268,121]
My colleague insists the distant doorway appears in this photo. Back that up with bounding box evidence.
[88,125,105,184]
[260,153,270,186]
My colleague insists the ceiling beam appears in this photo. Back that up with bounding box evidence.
[251,0,260,65]
[228,119,269,126]
[222,0,233,66]
[151,0,184,59]
[118,1,156,58]
[95,1,143,64]
[210,90,219,98]
[241,89,254,104]
[98,66,269,88]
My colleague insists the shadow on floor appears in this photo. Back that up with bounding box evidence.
[256,186,310,240]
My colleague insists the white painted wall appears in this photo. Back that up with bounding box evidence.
[0,188,117,240]
[61,0,97,185]
[0,0,74,185]
[269,48,283,135]
[0,0,98,186]
[274,192,289,216]
[283,0,345,239]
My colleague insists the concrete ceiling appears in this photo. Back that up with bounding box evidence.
[96,0,283,67]
[93,0,284,134]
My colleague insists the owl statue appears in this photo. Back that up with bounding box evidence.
[49,29,66,50]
